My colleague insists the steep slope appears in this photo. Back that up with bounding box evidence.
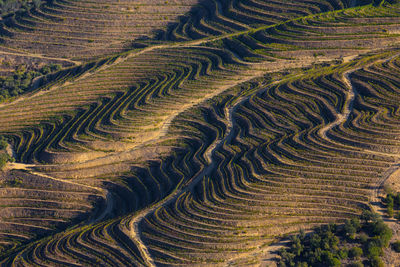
[0,0,200,60]
[1,1,400,266]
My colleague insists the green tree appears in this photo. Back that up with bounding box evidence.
[370,255,384,267]
[361,210,379,223]
[395,193,400,207]
[338,248,348,259]
[344,219,357,239]
[358,232,369,244]
[366,244,382,258]
[290,236,303,256]
[386,194,394,217]
[0,153,9,169]
[348,262,364,267]
[392,240,400,252]
[349,247,363,259]
[371,220,392,247]
[0,136,7,150]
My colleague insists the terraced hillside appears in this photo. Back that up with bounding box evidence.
[1,0,400,266]
[0,0,200,59]
[0,0,357,73]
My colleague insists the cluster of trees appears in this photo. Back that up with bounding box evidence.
[356,0,398,6]
[0,63,61,102]
[0,136,12,169]
[0,0,41,17]
[278,210,393,267]
[383,192,400,218]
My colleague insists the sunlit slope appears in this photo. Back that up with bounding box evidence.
[4,47,400,266]
[0,0,355,63]
[156,0,353,41]
[139,52,400,265]
[2,5,400,167]
[0,0,200,59]
[1,1,400,266]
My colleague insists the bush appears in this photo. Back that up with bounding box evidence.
[0,136,7,150]
[338,248,348,259]
[370,255,384,267]
[344,219,357,239]
[395,193,400,207]
[358,233,369,244]
[392,240,400,252]
[361,210,379,223]
[347,261,364,267]
[366,244,382,258]
[0,153,10,169]
[349,247,363,259]
[370,220,392,247]
[387,206,394,217]
[40,63,62,75]
[5,178,22,187]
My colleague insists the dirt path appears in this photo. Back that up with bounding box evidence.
[6,162,99,191]
[5,49,397,267]
[5,162,113,223]
[126,77,289,266]
[318,70,356,139]
[4,12,400,267]
[92,191,114,223]
[126,88,247,267]
[29,167,114,223]
[15,52,385,267]
[253,53,400,266]
[319,53,400,266]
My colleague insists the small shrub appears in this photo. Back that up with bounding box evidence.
[392,240,400,252]
[370,220,392,247]
[338,248,348,259]
[366,244,382,258]
[358,233,369,244]
[0,136,7,150]
[0,154,8,169]
[344,219,361,239]
[5,178,22,187]
[348,261,363,267]
[387,206,394,217]
[349,247,363,259]
[370,255,384,267]
[361,210,379,223]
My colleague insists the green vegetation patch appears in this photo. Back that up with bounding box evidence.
[0,136,13,169]
[278,210,392,267]
[0,0,41,17]
[382,190,400,219]
[0,63,61,102]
